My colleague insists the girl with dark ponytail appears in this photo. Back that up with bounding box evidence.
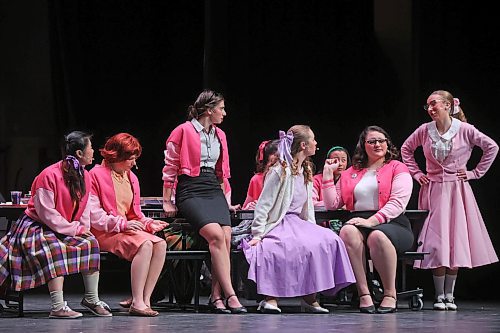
[0,130,112,319]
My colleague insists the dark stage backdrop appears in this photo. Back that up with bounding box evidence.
[1,0,499,299]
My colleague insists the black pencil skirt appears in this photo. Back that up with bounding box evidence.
[346,211,414,255]
[175,169,231,232]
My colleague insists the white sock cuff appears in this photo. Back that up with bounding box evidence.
[50,290,65,311]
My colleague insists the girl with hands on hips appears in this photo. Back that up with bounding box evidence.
[401,90,498,311]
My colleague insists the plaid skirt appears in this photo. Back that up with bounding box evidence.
[0,214,100,291]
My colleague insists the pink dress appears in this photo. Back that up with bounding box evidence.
[401,120,499,269]
[90,165,163,262]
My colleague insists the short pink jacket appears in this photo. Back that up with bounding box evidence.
[25,161,91,236]
[89,163,154,233]
[163,121,230,189]
[323,160,412,223]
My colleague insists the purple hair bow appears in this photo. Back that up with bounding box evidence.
[65,155,83,176]
[278,130,294,165]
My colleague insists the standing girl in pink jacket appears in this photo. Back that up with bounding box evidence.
[401,90,499,311]
[162,90,246,314]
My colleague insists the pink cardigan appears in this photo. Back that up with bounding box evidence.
[322,160,412,223]
[25,161,91,236]
[242,172,265,209]
[312,174,324,207]
[89,163,154,233]
[401,121,499,182]
[163,121,230,189]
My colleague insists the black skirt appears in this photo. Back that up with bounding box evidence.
[175,169,231,231]
[346,211,414,254]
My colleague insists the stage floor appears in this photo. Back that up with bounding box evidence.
[1,292,500,332]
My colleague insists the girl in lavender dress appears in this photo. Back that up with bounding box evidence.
[243,125,355,314]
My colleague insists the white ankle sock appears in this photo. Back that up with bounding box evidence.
[444,274,457,300]
[433,275,445,300]
[50,290,65,311]
[82,272,100,304]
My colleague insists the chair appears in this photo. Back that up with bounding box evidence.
[318,209,429,311]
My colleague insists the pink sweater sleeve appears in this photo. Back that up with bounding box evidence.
[375,172,413,223]
[33,188,81,236]
[401,126,426,182]
[88,193,127,232]
[163,141,180,189]
[466,126,499,180]
[242,175,261,209]
[322,179,344,210]
[312,175,324,207]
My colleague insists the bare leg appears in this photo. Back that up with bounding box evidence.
[199,223,242,308]
[130,241,153,310]
[339,225,372,307]
[142,240,167,307]
[367,231,397,308]
[210,226,232,307]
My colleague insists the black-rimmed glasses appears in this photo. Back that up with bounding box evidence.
[365,139,388,145]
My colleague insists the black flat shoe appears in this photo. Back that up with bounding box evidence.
[358,294,375,314]
[225,294,247,314]
[377,295,397,314]
[208,297,231,314]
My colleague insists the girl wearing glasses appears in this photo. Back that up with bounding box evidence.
[401,90,498,311]
[323,125,414,314]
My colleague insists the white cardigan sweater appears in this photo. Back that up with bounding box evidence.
[251,163,316,240]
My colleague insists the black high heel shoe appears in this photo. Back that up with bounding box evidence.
[358,294,376,314]
[225,294,247,314]
[208,297,231,314]
[377,295,397,314]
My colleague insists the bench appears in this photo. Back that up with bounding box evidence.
[0,205,210,316]
[141,211,210,312]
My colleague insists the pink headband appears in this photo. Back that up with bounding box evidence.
[453,98,460,115]
[258,140,271,162]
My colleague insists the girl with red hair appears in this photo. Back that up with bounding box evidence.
[89,132,167,317]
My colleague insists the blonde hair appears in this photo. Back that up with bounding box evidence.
[432,90,467,122]
[281,125,314,183]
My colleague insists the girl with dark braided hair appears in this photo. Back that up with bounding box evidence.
[0,131,112,318]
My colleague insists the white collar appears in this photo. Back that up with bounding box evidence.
[427,118,461,142]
